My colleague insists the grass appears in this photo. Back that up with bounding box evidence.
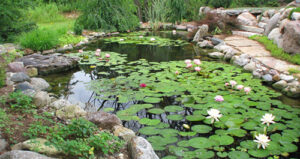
[249,35,300,65]
[26,3,66,23]
[288,68,300,74]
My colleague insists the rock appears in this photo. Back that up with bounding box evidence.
[263,74,273,82]
[239,25,264,34]
[243,61,256,72]
[42,49,55,55]
[211,37,223,45]
[33,91,51,108]
[253,69,263,78]
[129,137,159,159]
[86,111,121,130]
[287,0,300,7]
[113,125,135,142]
[7,62,26,73]
[50,99,71,110]
[283,86,300,98]
[15,82,34,91]
[232,31,261,37]
[264,13,280,36]
[225,9,242,16]
[267,9,277,18]
[199,6,211,16]
[26,67,38,77]
[56,45,73,53]
[0,138,7,152]
[198,40,213,48]
[56,105,87,120]
[16,53,79,75]
[280,8,294,20]
[282,21,300,55]
[0,150,55,159]
[22,89,36,98]
[30,78,50,91]
[232,54,250,67]
[288,80,299,87]
[260,17,270,23]
[258,22,267,28]
[12,138,60,156]
[175,25,187,31]
[237,12,257,26]
[10,72,30,83]
[292,12,300,21]
[193,25,209,42]
[280,74,294,82]
[208,52,224,59]
[273,80,288,90]
[268,28,283,48]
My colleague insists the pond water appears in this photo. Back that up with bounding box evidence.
[42,31,300,158]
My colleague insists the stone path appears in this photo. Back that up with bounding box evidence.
[224,35,300,73]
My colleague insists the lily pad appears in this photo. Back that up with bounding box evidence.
[164,105,184,112]
[139,127,159,135]
[228,151,250,159]
[209,135,234,146]
[167,114,184,121]
[191,125,212,134]
[148,108,165,114]
[188,137,213,149]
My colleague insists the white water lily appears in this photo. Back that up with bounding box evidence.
[261,113,276,126]
[206,109,222,123]
[150,38,156,41]
[183,124,190,129]
[254,134,270,149]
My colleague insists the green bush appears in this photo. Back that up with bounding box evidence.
[26,3,66,23]
[0,0,36,42]
[19,28,60,51]
[0,68,5,88]
[250,35,300,65]
[74,0,139,34]
[8,91,34,110]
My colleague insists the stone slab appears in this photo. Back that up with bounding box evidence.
[256,57,300,72]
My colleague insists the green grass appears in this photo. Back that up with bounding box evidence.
[26,3,66,23]
[249,35,300,65]
[288,7,300,20]
[288,68,300,74]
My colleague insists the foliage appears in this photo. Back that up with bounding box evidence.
[74,0,139,34]
[58,33,84,46]
[0,108,9,128]
[8,91,34,110]
[0,0,36,42]
[25,3,66,23]
[288,7,300,20]
[50,0,86,12]
[249,35,300,65]
[167,0,186,24]
[288,68,300,74]
[148,0,170,29]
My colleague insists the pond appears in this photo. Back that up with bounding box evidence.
[43,31,300,159]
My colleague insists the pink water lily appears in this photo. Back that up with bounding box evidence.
[244,87,251,94]
[140,83,147,88]
[175,71,179,75]
[185,59,192,64]
[186,63,193,68]
[95,52,100,56]
[229,80,237,88]
[79,49,83,53]
[96,49,101,52]
[195,67,201,72]
[236,85,244,90]
[225,83,229,86]
[193,59,201,65]
[105,54,110,58]
[215,95,224,102]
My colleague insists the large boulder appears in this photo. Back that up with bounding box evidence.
[7,62,26,73]
[268,28,283,48]
[0,150,55,159]
[15,82,34,91]
[282,21,300,54]
[264,13,280,36]
[232,54,250,67]
[199,6,211,16]
[193,25,209,42]
[50,99,71,110]
[86,111,121,130]
[30,78,50,91]
[33,91,52,108]
[113,125,135,142]
[129,137,159,159]
[208,52,224,59]
[273,80,288,90]
[56,105,87,121]
[237,12,257,26]
[10,72,30,83]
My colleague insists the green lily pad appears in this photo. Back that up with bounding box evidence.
[209,135,234,146]
[191,125,212,134]
[164,105,184,112]
[143,97,161,103]
[167,114,184,121]
[148,108,165,114]
[228,151,250,159]
[188,137,213,149]
[186,115,205,121]
[248,149,269,158]
[139,127,159,135]
[139,118,161,126]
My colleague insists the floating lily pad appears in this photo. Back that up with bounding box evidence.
[191,125,212,134]
[186,115,205,121]
[143,97,161,103]
[228,151,250,159]
[167,114,184,121]
[179,131,197,137]
[139,118,161,126]
[164,106,184,112]
[148,108,165,114]
[139,127,159,135]
[188,137,213,149]
[209,135,234,146]
[248,149,269,158]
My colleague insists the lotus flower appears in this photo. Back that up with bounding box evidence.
[229,80,237,88]
[120,38,124,41]
[195,67,201,72]
[254,134,270,149]
[175,71,179,75]
[140,83,147,88]
[193,59,201,65]
[261,113,275,126]
[150,38,156,41]
[236,85,244,90]
[105,54,110,58]
[244,87,251,94]
[225,83,229,86]
[185,59,192,64]
[206,109,222,123]
[186,63,193,68]
[183,124,190,129]
[214,95,224,102]
[139,36,143,38]
[79,49,83,53]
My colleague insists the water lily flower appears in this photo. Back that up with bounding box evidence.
[172,30,177,34]
[236,85,244,90]
[96,49,101,52]
[183,124,190,129]
[98,58,103,61]
[254,134,270,149]
[206,109,222,123]
[79,49,83,53]
[261,113,276,126]
[244,87,251,94]
[225,83,229,86]
[120,38,124,41]
[229,80,237,88]
[195,67,201,72]
[193,59,201,65]
[175,71,179,75]
[95,52,100,56]
[214,95,224,102]
[150,38,156,41]
[105,54,110,58]
[140,83,147,88]
[186,63,193,68]
[139,35,143,38]
[185,59,192,64]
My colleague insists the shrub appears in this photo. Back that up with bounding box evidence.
[74,0,139,34]
[26,3,66,23]
[8,91,34,110]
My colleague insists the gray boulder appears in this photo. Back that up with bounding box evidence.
[263,74,273,82]
[280,74,294,82]
[15,82,34,91]
[33,91,52,108]
[11,72,30,83]
[282,21,300,55]
[292,12,300,21]
[273,80,288,90]
[30,78,50,91]
[129,137,159,159]
[232,54,250,67]
[198,40,213,48]
[268,28,283,48]
[0,150,55,159]
[7,62,26,73]
[211,37,224,45]
[50,99,71,110]
[193,25,209,42]
[264,13,280,36]
[0,138,7,152]
[243,61,257,72]
[86,111,121,130]
[199,6,211,16]
[56,105,87,121]
[113,125,135,142]
[237,12,258,26]
[208,52,224,59]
